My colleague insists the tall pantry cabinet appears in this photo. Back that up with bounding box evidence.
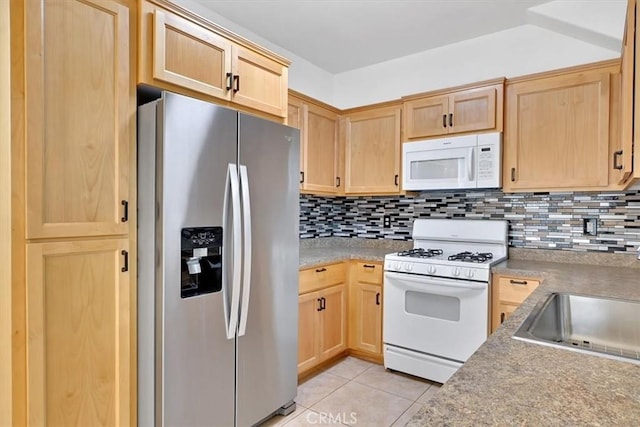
[9,0,137,425]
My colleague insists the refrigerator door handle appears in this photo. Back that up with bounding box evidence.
[223,163,242,340]
[238,164,252,336]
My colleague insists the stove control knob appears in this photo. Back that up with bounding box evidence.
[453,267,461,277]
[466,269,475,278]
[427,265,436,275]
[404,263,412,272]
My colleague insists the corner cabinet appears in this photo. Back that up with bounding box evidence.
[503,61,622,192]
[139,0,289,118]
[348,262,383,361]
[403,79,504,139]
[13,0,137,425]
[298,263,347,376]
[344,105,402,194]
[288,93,341,194]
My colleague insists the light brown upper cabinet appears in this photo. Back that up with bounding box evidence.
[25,0,132,239]
[503,61,621,192]
[619,0,638,185]
[139,0,289,118]
[288,92,341,194]
[344,105,402,194]
[403,79,504,139]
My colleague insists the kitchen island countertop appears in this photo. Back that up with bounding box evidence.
[407,257,640,426]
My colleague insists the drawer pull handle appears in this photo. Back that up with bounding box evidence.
[317,298,322,311]
[376,292,381,305]
[363,264,376,269]
[315,267,327,273]
[449,113,453,127]
[320,297,326,311]
[509,279,528,285]
[442,114,447,128]
[500,312,505,324]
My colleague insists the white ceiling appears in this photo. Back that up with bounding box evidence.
[193,0,624,74]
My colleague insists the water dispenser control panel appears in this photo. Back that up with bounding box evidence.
[181,227,223,298]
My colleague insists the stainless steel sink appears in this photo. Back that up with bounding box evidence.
[513,292,640,364]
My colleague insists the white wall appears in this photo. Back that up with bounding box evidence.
[332,25,620,109]
[173,0,335,105]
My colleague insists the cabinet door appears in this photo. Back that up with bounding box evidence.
[618,0,636,184]
[304,104,339,194]
[498,302,518,325]
[505,71,611,191]
[298,291,321,374]
[403,96,449,139]
[449,87,497,134]
[152,9,232,100]
[350,282,382,355]
[232,45,288,117]
[344,107,402,194]
[26,239,130,426]
[319,284,347,361]
[26,0,132,239]
[288,97,306,189]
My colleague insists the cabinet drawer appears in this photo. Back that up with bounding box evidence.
[299,263,346,294]
[353,262,383,285]
[498,277,540,304]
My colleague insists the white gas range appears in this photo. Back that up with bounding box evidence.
[383,219,508,384]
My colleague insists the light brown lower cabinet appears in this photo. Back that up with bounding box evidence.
[26,239,131,426]
[298,260,386,376]
[298,264,347,376]
[491,274,540,333]
[348,262,383,359]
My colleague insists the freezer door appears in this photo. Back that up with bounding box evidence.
[158,93,238,427]
[237,114,300,426]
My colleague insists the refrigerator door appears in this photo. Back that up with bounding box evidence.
[158,93,238,426]
[236,114,300,426]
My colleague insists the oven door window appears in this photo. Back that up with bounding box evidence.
[405,291,460,321]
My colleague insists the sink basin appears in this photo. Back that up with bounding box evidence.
[513,292,640,364]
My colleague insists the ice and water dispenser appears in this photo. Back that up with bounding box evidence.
[180,227,223,298]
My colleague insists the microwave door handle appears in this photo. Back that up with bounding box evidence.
[467,148,474,181]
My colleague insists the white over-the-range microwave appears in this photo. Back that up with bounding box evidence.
[402,132,501,191]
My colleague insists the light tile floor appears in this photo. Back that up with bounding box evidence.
[260,357,441,427]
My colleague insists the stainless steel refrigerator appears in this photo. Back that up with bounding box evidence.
[137,92,300,427]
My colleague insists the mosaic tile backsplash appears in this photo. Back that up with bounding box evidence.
[299,191,640,254]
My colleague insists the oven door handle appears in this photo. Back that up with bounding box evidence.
[384,271,487,292]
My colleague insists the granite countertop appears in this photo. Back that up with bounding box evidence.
[407,257,640,426]
[299,237,412,268]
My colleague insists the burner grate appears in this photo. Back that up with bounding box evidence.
[447,252,494,263]
[398,248,444,258]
